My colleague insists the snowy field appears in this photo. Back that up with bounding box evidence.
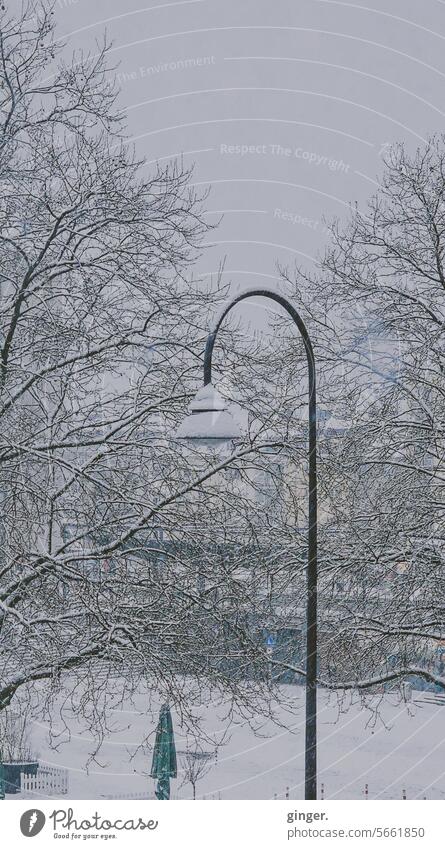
[9,686,445,802]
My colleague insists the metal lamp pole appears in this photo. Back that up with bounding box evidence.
[201,289,317,800]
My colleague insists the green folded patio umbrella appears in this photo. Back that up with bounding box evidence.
[150,704,177,800]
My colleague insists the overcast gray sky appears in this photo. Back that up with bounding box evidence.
[53,0,445,306]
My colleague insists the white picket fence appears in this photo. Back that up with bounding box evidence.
[21,765,68,796]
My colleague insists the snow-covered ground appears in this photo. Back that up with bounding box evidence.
[10,686,445,801]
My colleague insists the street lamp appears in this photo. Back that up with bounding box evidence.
[175,382,242,443]
[176,288,317,800]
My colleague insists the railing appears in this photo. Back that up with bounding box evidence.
[274,783,428,800]
[101,791,153,800]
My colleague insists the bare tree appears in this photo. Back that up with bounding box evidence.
[0,3,308,754]
[278,136,445,695]
[0,695,36,763]
[178,747,217,800]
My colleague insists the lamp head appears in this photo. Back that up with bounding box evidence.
[175,383,242,443]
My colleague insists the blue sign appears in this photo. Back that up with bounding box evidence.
[266,634,276,647]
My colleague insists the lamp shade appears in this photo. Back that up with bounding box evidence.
[175,383,242,441]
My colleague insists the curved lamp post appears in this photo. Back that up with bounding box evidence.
[176,289,317,800]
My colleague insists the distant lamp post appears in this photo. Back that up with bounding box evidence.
[176,288,318,800]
